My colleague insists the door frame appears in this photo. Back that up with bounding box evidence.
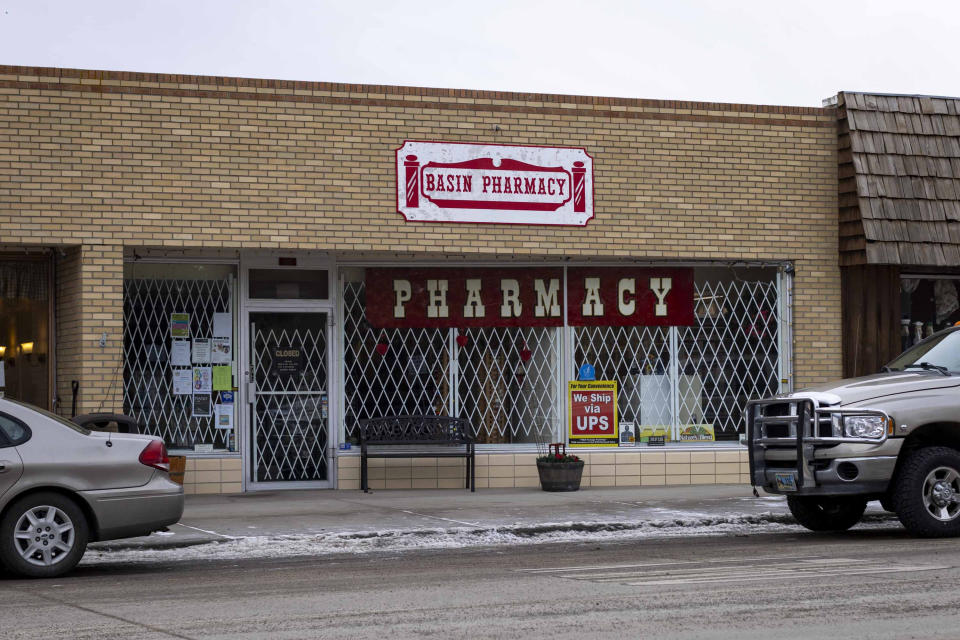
[239,255,338,491]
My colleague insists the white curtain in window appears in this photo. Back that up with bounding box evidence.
[0,262,49,300]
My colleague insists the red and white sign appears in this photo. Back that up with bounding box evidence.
[567,267,695,327]
[365,267,565,329]
[365,267,694,328]
[396,141,594,226]
[568,381,619,447]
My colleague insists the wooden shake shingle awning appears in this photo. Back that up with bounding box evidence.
[838,92,960,266]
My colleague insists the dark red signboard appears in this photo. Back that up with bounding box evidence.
[566,267,694,327]
[365,268,565,329]
[364,267,694,328]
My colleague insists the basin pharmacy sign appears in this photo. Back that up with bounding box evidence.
[568,380,619,447]
[396,141,594,226]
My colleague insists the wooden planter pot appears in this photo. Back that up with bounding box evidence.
[537,460,585,492]
[168,455,186,485]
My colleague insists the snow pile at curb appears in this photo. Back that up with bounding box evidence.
[80,511,901,567]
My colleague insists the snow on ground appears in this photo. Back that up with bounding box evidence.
[80,511,902,567]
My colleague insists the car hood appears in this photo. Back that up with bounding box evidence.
[784,371,960,407]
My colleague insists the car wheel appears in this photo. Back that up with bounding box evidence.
[0,492,89,578]
[786,495,866,532]
[892,446,960,537]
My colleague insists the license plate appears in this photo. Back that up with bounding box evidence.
[774,472,798,491]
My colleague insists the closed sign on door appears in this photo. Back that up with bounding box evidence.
[269,345,305,378]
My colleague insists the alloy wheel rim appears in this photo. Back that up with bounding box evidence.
[922,466,960,522]
[13,505,75,566]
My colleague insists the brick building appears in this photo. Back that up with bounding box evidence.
[0,65,839,493]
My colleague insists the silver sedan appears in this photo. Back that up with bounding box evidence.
[0,397,183,578]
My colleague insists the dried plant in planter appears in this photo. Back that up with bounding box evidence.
[535,442,584,491]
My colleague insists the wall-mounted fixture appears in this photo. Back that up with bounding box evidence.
[19,342,33,355]
[0,346,5,357]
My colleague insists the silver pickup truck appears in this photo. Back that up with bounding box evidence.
[747,326,960,537]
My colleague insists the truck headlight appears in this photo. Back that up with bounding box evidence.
[843,415,887,439]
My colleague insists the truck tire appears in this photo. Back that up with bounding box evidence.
[879,494,896,513]
[786,495,866,532]
[892,446,960,537]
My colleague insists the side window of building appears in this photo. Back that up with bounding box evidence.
[0,413,30,446]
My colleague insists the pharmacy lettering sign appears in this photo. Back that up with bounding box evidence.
[568,381,619,447]
[364,267,693,329]
[396,141,593,226]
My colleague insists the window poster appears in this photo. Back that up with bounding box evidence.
[193,366,212,393]
[211,337,231,364]
[213,312,232,339]
[170,340,191,367]
[214,403,233,429]
[192,394,211,418]
[172,369,192,395]
[678,423,715,442]
[171,313,190,338]
[568,380,619,447]
[212,365,232,391]
[192,338,211,363]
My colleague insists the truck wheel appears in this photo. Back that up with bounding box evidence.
[879,494,896,513]
[892,446,960,537]
[786,495,866,532]
[0,492,89,578]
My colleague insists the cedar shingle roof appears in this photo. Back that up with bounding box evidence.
[839,91,960,266]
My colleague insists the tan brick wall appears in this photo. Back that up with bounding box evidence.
[181,456,242,495]
[52,243,124,414]
[337,451,750,490]
[1,65,840,424]
[54,246,81,416]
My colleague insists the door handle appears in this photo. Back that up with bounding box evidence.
[0,463,7,473]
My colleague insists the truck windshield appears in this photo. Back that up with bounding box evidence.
[886,329,960,374]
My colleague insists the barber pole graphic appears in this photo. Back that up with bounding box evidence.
[396,141,594,226]
[404,155,420,208]
[572,161,586,213]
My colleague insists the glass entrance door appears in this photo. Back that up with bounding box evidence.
[249,312,329,485]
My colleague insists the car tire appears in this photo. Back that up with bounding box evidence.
[892,446,960,538]
[0,492,89,578]
[786,495,866,532]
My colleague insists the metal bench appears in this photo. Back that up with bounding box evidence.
[358,415,476,492]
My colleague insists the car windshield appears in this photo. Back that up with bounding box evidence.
[885,329,960,374]
[5,399,91,435]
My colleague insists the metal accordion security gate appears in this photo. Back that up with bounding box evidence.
[341,267,784,447]
[572,274,782,442]
[249,312,330,484]
[341,278,562,445]
[122,273,236,451]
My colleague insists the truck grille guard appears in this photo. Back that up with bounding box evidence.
[746,397,890,490]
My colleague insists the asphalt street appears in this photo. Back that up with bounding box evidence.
[4,524,960,639]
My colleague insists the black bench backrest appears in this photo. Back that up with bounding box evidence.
[359,416,475,445]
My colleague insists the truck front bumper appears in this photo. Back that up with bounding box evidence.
[756,455,898,496]
[747,397,902,497]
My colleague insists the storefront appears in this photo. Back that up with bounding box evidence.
[0,254,53,409]
[0,65,841,492]
[836,91,960,376]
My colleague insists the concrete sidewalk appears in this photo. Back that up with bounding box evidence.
[90,484,792,551]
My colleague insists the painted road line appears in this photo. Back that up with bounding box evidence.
[517,554,821,574]
[527,557,948,587]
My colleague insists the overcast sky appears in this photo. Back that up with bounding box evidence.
[0,1,957,107]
